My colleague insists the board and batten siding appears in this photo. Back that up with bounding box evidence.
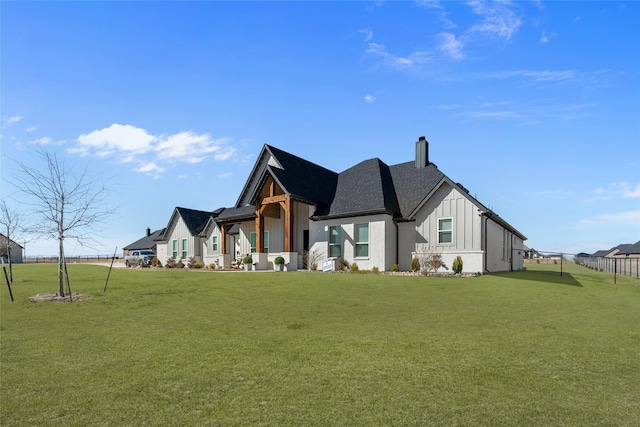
[413,183,484,273]
[163,216,201,262]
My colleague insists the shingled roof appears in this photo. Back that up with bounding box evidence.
[123,228,165,251]
[312,158,400,219]
[175,207,215,235]
[619,240,640,255]
[237,145,338,209]
[311,158,447,220]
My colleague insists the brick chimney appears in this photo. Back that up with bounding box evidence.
[146,227,151,237]
[415,136,429,168]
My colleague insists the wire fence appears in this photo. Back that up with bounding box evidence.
[524,250,639,280]
[24,255,120,264]
[574,255,639,279]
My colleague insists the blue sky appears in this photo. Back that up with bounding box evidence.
[1,0,639,257]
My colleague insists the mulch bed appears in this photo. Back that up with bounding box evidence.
[29,293,93,303]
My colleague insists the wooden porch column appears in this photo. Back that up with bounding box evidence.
[221,225,227,255]
[255,209,264,253]
[284,197,293,252]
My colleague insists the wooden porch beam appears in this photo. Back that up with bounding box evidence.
[261,194,288,205]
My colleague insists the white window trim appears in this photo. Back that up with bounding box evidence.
[212,235,218,254]
[181,238,188,259]
[354,223,369,259]
[172,239,178,259]
[437,217,453,245]
[328,226,342,258]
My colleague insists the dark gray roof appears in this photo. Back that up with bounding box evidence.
[176,207,214,235]
[266,145,338,207]
[619,241,640,255]
[312,158,400,219]
[123,229,165,251]
[215,205,256,222]
[592,250,610,257]
[312,159,446,220]
[389,161,445,219]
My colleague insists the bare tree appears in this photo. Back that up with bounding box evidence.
[0,200,22,283]
[11,149,114,296]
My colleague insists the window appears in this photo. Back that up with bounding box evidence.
[212,235,218,252]
[181,239,187,259]
[172,240,178,259]
[355,223,369,257]
[438,218,453,244]
[329,226,341,257]
[250,231,269,253]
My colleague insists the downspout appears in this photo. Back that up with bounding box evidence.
[481,211,489,274]
[393,219,399,269]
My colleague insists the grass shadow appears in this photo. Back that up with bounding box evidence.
[496,269,583,287]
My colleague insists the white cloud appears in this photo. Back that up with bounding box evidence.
[467,0,522,40]
[438,32,464,60]
[580,210,640,226]
[28,136,53,145]
[4,116,23,126]
[70,123,236,176]
[156,131,230,164]
[26,126,37,132]
[416,0,443,9]
[487,69,578,83]
[364,94,377,103]
[76,123,156,156]
[540,30,556,43]
[366,42,431,68]
[359,29,373,42]
[588,182,640,201]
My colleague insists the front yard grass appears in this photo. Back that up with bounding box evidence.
[1,263,639,426]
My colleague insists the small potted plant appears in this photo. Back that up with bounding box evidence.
[274,256,285,271]
[243,255,253,271]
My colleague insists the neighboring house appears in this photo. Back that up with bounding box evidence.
[591,249,611,258]
[592,244,633,259]
[0,233,23,264]
[154,207,222,263]
[122,228,165,257]
[616,241,640,258]
[156,137,527,273]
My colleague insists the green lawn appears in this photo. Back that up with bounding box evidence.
[1,263,639,426]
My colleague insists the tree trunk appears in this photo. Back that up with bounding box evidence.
[58,238,65,297]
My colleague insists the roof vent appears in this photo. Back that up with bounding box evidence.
[415,136,429,168]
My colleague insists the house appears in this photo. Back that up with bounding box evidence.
[614,241,640,258]
[155,136,527,273]
[591,244,633,259]
[0,233,23,264]
[123,227,166,257]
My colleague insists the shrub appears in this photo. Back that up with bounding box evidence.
[274,256,285,265]
[208,263,215,269]
[350,262,359,272]
[372,266,380,274]
[391,264,399,272]
[165,258,176,269]
[243,256,253,265]
[151,257,162,268]
[423,253,445,274]
[187,256,198,269]
[337,258,349,271]
[452,256,463,274]
[196,262,204,269]
[411,257,420,272]
[310,262,318,271]
[176,260,185,269]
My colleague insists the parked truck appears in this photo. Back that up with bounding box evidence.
[124,250,156,267]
